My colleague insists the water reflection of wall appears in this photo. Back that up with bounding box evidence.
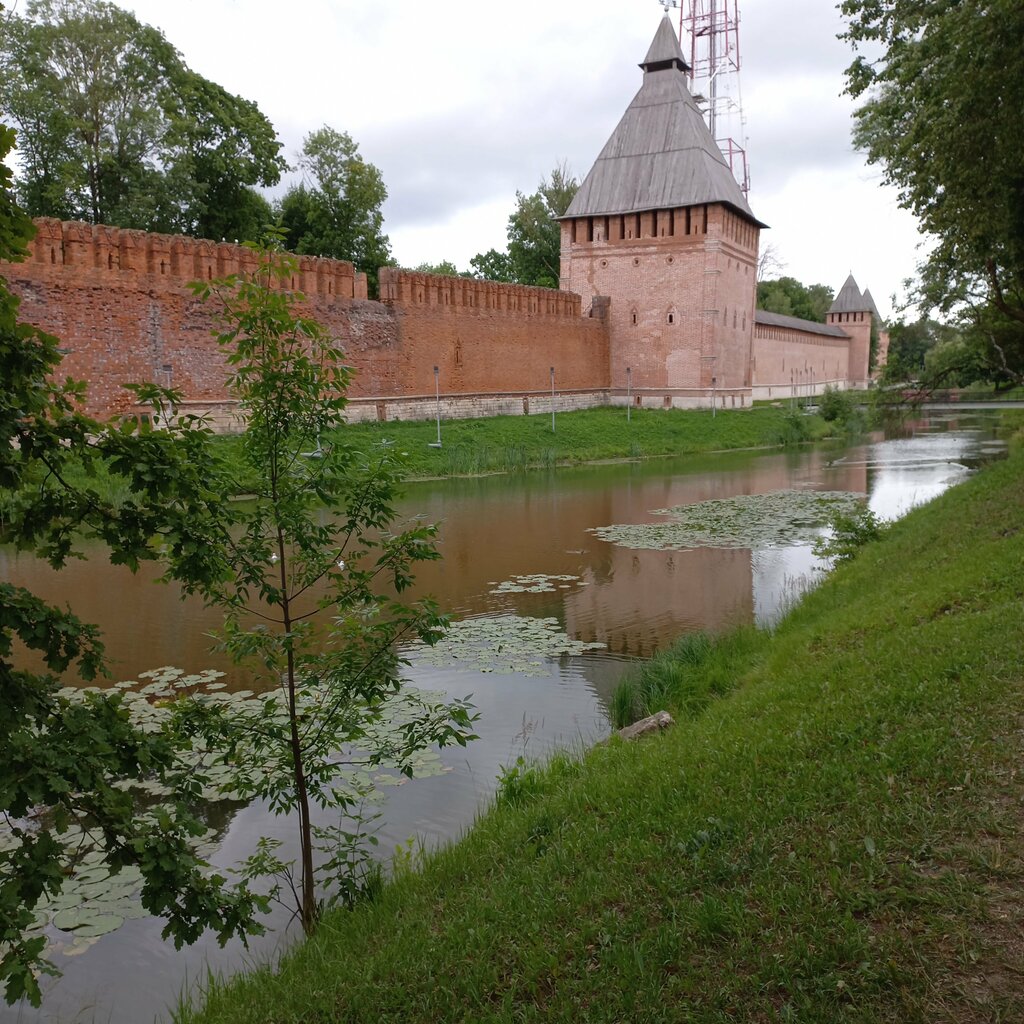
[565,546,753,657]
[0,547,248,685]
[3,446,873,681]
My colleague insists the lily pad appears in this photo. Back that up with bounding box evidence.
[406,615,605,676]
[589,489,868,551]
[489,573,587,595]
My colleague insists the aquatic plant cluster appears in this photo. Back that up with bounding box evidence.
[489,573,588,594]
[2,667,456,960]
[589,489,868,551]
[407,615,606,676]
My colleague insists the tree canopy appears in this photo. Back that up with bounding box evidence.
[0,0,284,239]
[841,0,1024,382]
[278,127,393,296]
[410,259,470,277]
[471,165,578,288]
[756,276,834,324]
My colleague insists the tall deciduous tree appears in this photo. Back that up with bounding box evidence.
[756,276,834,324]
[0,0,284,238]
[411,259,469,277]
[278,127,393,296]
[471,164,578,288]
[469,248,514,283]
[841,0,1024,380]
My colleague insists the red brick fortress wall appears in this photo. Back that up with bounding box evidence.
[378,268,609,400]
[7,220,371,419]
[751,319,852,401]
[4,220,610,425]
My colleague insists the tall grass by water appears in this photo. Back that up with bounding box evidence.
[177,444,1024,1020]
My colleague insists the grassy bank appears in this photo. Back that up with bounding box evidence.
[215,404,829,489]
[22,406,831,505]
[179,447,1024,1021]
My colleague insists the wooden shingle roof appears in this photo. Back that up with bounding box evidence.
[562,17,764,226]
[829,274,868,314]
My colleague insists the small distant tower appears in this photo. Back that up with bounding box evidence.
[826,274,875,387]
[679,1,750,195]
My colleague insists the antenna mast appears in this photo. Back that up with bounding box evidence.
[678,0,751,196]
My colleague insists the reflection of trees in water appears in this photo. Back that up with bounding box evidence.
[194,798,247,843]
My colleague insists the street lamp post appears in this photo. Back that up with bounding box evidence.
[428,365,442,448]
[626,366,632,423]
[550,366,556,433]
[711,375,717,418]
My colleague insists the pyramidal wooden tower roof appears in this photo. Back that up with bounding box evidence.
[562,17,764,226]
[829,274,869,314]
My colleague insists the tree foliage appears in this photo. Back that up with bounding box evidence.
[171,249,476,932]
[471,164,577,288]
[756,276,834,323]
[879,317,949,383]
[469,248,514,283]
[411,259,469,277]
[0,123,262,1007]
[0,0,284,239]
[278,127,393,296]
[841,0,1024,380]
[1,108,474,998]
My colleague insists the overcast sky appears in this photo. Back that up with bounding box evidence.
[25,0,927,320]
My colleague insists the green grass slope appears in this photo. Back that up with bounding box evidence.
[179,449,1024,1024]
[323,405,826,480]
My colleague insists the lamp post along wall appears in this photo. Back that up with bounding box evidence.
[550,366,556,433]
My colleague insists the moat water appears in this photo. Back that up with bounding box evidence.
[1,411,1008,1023]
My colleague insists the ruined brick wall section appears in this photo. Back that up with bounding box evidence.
[751,322,852,400]
[378,268,609,398]
[560,203,758,403]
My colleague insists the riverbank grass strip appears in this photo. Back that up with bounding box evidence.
[223,405,829,487]
[179,449,1024,1024]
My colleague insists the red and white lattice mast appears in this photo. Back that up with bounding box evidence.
[659,0,751,196]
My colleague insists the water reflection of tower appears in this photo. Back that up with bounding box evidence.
[676,0,751,196]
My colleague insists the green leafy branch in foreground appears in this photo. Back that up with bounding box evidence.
[0,121,264,1007]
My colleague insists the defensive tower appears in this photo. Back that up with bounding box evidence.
[826,273,875,386]
[559,16,766,409]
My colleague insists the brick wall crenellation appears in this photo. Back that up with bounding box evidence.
[380,267,582,317]
[24,219,367,301]
[3,219,609,422]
